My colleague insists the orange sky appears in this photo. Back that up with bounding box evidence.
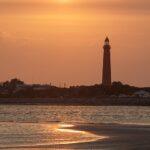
[0,0,150,87]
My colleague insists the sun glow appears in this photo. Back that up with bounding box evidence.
[56,0,72,4]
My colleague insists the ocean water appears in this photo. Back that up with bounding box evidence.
[0,105,149,149]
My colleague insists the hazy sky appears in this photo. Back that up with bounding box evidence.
[0,0,150,87]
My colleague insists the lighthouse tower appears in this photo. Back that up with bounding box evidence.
[102,37,111,87]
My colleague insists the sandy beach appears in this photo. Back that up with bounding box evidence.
[46,124,148,150]
[41,123,150,150]
[65,123,150,150]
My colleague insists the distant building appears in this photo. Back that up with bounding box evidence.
[118,94,129,98]
[102,37,111,87]
[134,90,150,98]
[13,84,30,93]
[33,85,49,91]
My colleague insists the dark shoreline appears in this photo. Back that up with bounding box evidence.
[0,97,149,106]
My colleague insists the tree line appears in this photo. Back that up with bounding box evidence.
[0,78,149,98]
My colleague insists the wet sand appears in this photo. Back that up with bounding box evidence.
[67,123,150,150]
[5,123,150,150]
[46,123,150,150]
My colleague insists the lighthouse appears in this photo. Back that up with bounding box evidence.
[102,37,112,87]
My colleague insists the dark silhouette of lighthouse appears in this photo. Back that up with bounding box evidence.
[102,37,111,87]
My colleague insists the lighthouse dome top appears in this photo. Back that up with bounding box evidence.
[104,37,110,46]
[105,37,109,42]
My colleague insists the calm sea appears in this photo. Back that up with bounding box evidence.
[0,105,149,149]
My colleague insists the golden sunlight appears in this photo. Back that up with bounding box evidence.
[56,0,72,3]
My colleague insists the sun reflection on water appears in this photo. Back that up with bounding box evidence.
[57,124,85,133]
[0,122,107,148]
[45,123,107,145]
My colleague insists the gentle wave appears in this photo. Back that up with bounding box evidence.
[0,122,105,148]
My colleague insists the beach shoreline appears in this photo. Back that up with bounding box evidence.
[1,123,150,150]
[0,105,149,150]
[47,123,150,150]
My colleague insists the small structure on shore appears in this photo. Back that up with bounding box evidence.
[134,90,150,98]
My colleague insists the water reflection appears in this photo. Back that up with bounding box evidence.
[57,124,84,133]
[0,122,106,148]
[45,123,105,145]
